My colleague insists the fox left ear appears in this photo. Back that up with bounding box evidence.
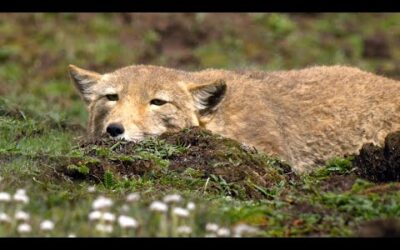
[187,80,227,116]
[68,64,101,104]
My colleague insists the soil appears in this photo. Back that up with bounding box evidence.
[353,131,400,183]
[357,218,400,237]
[319,174,358,193]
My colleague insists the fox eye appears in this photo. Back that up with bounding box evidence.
[105,94,119,101]
[150,99,168,106]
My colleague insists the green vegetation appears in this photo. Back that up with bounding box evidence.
[0,13,400,237]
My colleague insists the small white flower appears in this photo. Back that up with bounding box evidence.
[172,207,190,218]
[68,234,76,238]
[95,223,113,233]
[186,202,196,211]
[0,192,11,202]
[217,227,230,237]
[17,223,32,234]
[88,210,102,221]
[15,189,26,195]
[13,192,29,204]
[101,212,116,223]
[126,192,140,203]
[163,194,182,203]
[205,223,219,232]
[0,213,11,223]
[149,201,168,212]
[118,215,138,229]
[15,211,30,221]
[87,186,96,193]
[233,224,259,236]
[176,225,192,235]
[121,204,130,213]
[92,196,113,210]
[40,220,55,231]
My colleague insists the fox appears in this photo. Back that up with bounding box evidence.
[68,64,400,172]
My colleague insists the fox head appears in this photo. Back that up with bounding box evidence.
[68,64,227,141]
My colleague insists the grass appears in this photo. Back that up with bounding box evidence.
[0,13,400,237]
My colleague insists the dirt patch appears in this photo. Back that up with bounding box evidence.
[357,218,400,237]
[353,131,400,183]
[290,202,333,217]
[49,127,294,199]
[319,174,358,193]
[357,183,400,195]
[362,32,391,59]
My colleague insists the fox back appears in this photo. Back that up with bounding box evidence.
[69,64,400,172]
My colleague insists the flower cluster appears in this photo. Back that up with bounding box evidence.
[88,193,140,236]
[0,189,55,236]
[1,184,260,237]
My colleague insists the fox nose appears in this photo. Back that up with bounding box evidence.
[106,123,125,137]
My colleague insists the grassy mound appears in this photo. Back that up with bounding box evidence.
[50,127,293,200]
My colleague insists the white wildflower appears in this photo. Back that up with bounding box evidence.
[149,201,168,212]
[13,191,29,204]
[118,215,138,229]
[176,225,192,235]
[92,196,113,210]
[88,210,102,221]
[217,227,230,237]
[233,223,259,236]
[15,211,30,221]
[40,220,55,231]
[186,202,196,211]
[121,204,130,213]
[172,207,190,218]
[205,223,219,232]
[126,192,140,203]
[101,212,116,223]
[17,223,32,234]
[0,213,11,223]
[15,189,26,195]
[87,186,96,193]
[95,223,113,233]
[163,194,182,203]
[68,234,76,238]
[0,192,11,202]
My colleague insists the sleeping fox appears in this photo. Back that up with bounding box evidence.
[68,64,400,172]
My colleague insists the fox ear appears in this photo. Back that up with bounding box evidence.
[187,80,227,116]
[68,64,101,103]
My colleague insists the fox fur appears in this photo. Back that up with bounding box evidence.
[69,64,400,172]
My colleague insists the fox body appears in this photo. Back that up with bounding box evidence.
[69,64,400,172]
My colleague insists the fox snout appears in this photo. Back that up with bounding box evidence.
[106,123,125,137]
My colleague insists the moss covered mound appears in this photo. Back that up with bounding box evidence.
[53,127,294,199]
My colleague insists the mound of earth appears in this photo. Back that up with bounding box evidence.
[353,131,400,183]
[357,219,400,237]
[53,127,295,199]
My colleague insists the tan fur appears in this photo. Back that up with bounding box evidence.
[69,64,400,172]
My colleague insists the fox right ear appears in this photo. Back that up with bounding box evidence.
[68,64,101,103]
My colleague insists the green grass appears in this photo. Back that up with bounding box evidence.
[0,13,400,237]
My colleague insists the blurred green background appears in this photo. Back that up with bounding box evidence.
[1,13,400,125]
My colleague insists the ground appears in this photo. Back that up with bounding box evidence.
[0,13,399,237]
